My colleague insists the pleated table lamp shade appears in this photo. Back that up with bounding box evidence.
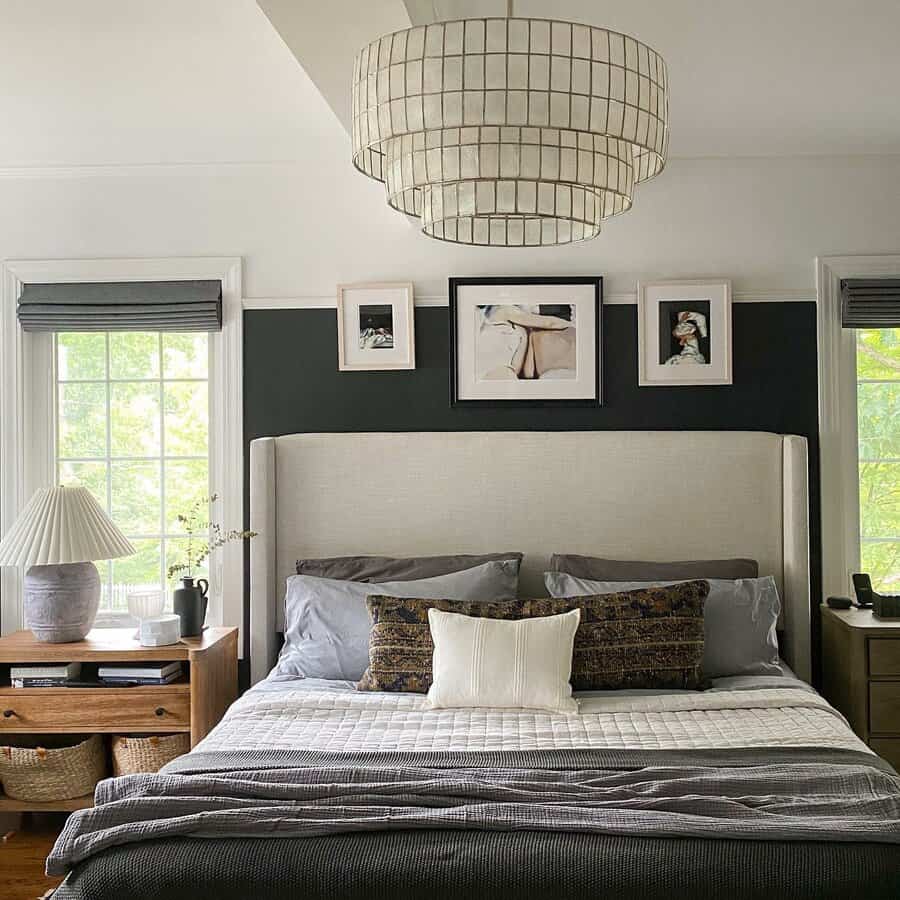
[0,486,135,642]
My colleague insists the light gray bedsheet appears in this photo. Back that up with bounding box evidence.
[253,661,810,698]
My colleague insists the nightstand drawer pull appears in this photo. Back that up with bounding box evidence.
[2,709,14,718]
[0,690,189,730]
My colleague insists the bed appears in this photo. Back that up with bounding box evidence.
[49,431,900,899]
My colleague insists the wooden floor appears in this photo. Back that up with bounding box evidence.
[0,815,65,900]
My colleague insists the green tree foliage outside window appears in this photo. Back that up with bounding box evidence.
[56,332,210,612]
[857,327,900,591]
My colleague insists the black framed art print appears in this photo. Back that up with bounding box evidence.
[449,276,602,407]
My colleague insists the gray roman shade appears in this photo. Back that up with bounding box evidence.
[841,278,900,328]
[17,280,222,332]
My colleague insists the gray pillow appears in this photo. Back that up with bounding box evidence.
[550,554,758,582]
[277,560,519,681]
[544,571,781,680]
[297,551,523,582]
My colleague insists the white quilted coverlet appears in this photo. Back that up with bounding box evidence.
[196,683,871,755]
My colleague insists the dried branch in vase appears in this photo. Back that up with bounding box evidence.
[166,492,257,580]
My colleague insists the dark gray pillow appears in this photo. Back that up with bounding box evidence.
[550,554,758,582]
[297,551,523,583]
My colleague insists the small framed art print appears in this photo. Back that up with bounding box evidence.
[336,282,415,371]
[449,276,602,406]
[638,280,732,386]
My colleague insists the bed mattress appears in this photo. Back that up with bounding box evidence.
[194,673,871,755]
[52,673,899,900]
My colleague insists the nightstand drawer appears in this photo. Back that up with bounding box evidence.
[869,638,900,676]
[0,688,190,733]
[869,682,900,734]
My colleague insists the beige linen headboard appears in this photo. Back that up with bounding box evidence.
[249,431,811,685]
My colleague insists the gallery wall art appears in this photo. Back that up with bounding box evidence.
[638,280,732,386]
[449,276,602,406]
[336,282,415,371]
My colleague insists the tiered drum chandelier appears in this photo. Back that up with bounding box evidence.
[351,6,669,247]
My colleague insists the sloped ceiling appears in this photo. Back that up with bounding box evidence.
[259,0,900,157]
[257,0,413,133]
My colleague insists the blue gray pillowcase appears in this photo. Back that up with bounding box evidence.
[544,571,782,679]
[277,559,520,681]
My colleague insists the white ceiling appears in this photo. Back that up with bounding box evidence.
[0,0,336,168]
[265,0,900,158]
[0,0,897,171]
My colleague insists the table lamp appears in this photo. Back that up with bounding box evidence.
[0,486,135,642]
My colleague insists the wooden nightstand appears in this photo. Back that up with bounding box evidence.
[821,604,900,768]
[0,626,238,812]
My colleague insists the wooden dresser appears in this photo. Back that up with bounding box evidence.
[821,604,900,769]
[0,627,238,812]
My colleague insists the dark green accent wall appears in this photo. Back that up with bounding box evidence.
[242,302,821,683]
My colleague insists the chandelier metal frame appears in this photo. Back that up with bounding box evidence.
[352,15,669,247]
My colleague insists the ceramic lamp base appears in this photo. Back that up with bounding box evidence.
[24,562,101,643]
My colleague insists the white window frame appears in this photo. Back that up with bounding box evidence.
[817,253,900,600]
[0,257,244,652]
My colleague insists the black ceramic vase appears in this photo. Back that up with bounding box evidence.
[173,576,208,637]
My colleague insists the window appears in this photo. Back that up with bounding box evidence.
[856,327,900,592]
[55,332,210,618]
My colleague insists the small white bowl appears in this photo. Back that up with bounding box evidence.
[127,589,165,622]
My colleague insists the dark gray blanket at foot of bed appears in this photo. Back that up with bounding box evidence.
[52,830,900,900]
[49,747,900,899]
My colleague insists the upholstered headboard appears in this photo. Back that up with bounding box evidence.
[249,431,811,684]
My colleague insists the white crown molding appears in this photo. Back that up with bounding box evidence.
[243,289,814,310]
[3,256,243,283]
[733,289,816,303]
[0,161,305,180]
[0,153,898,180]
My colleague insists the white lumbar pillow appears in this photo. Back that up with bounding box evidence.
[426,607,580,715]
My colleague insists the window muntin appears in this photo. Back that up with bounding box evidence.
[55,332,210,615]
[857,327,900,592]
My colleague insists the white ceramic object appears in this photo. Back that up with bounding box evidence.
[139,615,181,647]
[127,590,165,622]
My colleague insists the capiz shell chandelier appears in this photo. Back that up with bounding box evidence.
[351,15,669,247]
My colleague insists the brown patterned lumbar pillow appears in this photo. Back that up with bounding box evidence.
[357,581,709,694]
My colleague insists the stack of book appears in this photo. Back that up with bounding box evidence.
[11,662,82,687]
[98,662,183,685]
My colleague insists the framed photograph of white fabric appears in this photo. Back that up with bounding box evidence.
[450,276,602,406]
[336,282,415,371]
[638,280,732,386]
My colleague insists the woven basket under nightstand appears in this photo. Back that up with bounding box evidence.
[0,734,105,802]
[111,733,190,775]
[0,627,238,812]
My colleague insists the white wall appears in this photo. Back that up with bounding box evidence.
[0,0,898,300]
[1,154,899,301]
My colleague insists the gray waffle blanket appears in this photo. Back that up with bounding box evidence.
[48,746,900,885]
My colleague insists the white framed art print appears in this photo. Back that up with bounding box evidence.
[337,282,415,371]
[638,280,732,386]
